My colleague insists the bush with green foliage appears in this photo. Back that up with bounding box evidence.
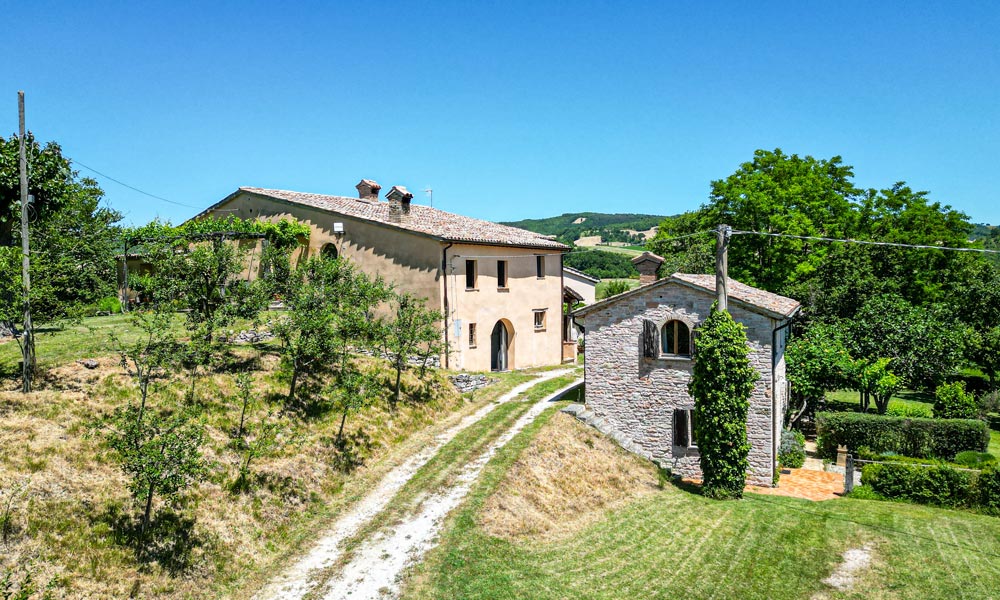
[954,451,997,469]
[815,411,989,460]
[861,462,976,508]
[934,381,979,419]
[599,280,632,299]
[778,429,806,469]
[853,357,902,414]
[885,402,933,418]
[978,467,1000,514]
[785,323,853,423]
[689,309,758,499]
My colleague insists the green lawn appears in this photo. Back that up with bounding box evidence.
[577,244,646,257]
[403,406,1000,600]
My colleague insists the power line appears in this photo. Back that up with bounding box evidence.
[69,159,202,209]
[730,229,1000,255]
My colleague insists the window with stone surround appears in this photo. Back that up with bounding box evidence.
[673,408,697,449]
[661,320,691,357]
[533,309,547,330]
[468,322,477,347]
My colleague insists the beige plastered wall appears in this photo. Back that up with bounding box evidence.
[207,192,565,371]
[446,243,565,372]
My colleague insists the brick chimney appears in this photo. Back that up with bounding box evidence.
[631,251,665,285]
[356,179,381,200]
[386,185,414,223]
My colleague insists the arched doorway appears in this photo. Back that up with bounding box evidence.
[321,243,338,260]
[490,320,513,372]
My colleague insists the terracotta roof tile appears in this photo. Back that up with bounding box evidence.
[239,187,568,250]
[670,273,801,317]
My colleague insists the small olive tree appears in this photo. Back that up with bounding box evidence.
[105,406,206,558]
[785,323,853,424]
[110,307,177,426]
[379,292,443,407]
[688,308,758,499]
[854,357,901,414]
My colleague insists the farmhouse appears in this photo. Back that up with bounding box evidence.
[193,180,570,372]
[573,256,800,486]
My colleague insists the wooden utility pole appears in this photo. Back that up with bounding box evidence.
[715,224,731,312]
[18,91,35,393]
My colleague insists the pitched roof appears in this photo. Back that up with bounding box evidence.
[563,266,600,283]
[573,272,801,320]
[228,187,569,250]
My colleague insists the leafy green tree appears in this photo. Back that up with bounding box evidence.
[0,134,122,324]
[274,256,389,411]
[110,308,177,425]
[968,326,1000,389]
[231,410,283,493]
[689,308,758,499]
[598,280,632,299]
[846,295,965,391]
[785,323,853,424]
[329,365,381,443]
[379,292,443,406]
[563,249,638,279]
[105,405,206,557]
[853,357,902,415]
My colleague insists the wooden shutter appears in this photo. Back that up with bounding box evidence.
[642,319,658,358]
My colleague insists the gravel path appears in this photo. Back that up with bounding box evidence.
[254,369,575,600]
[317,377,583,600]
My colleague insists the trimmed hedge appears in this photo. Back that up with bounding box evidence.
[816,411,989,460]
[861,462,1000,514]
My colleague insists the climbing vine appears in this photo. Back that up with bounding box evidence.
[688,308,758,499]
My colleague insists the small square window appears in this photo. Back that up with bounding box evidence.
[536,255,545,278]
[468,323,477,347]
[534,309,546,330]
[497,260,508,288]
[465,260,478,290]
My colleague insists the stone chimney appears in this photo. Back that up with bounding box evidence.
[356,179,381,201]
[631,251,665,285]
[386,185,414,223]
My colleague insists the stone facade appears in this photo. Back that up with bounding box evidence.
[575,277,797,487]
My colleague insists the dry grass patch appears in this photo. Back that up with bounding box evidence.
[479,411,660,542]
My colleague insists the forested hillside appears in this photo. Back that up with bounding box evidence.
[503,212,665,245]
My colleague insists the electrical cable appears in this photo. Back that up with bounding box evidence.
[69,159,202,209]
[730,229,1000,255]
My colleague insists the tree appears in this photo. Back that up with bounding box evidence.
[273,256,388,411]
[0,134,122,323]
[846,295,965,391]
[785,323,852,424]
[688,308,758,499]
[329,365,380,444]
[105,405,206,558]
[968,326,1000,389]
[379,292,443,406]
[110,307,177,425]
[853,357,902,415]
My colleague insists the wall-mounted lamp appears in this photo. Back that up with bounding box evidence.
[333,222,344,234]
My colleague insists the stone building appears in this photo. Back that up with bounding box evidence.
[572,260,800,486]
[191,180,570,372]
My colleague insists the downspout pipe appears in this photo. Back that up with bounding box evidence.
[441,242,454,369]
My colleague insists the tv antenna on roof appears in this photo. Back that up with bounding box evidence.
[423,188,433,207]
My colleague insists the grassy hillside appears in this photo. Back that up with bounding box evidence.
[0,314,529,598]
[402,408,1000,600]
[503,212,666,245]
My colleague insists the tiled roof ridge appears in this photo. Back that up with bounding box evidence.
[238,187,568,250]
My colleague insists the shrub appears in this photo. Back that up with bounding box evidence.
[977,466,1000,514]
[861,462,976,508]
[885,402,933,419]
[815,411,989,460]
[96,296,121,314]
[980,390,1000,418]
[845,485,884,501]
[689,309,758,500]
[599,280,632,299]
[954,451,997,469]
[778,429,806,469]
[934,381,979,419]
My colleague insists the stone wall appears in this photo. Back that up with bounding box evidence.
[448,373,494,393]
[580,282,779,486]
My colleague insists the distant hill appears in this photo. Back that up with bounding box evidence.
[502,212,668,246]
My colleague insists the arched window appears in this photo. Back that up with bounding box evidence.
[321,243,338,260]
[661,320,691,357]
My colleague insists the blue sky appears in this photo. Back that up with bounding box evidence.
[7,1,1000,226]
